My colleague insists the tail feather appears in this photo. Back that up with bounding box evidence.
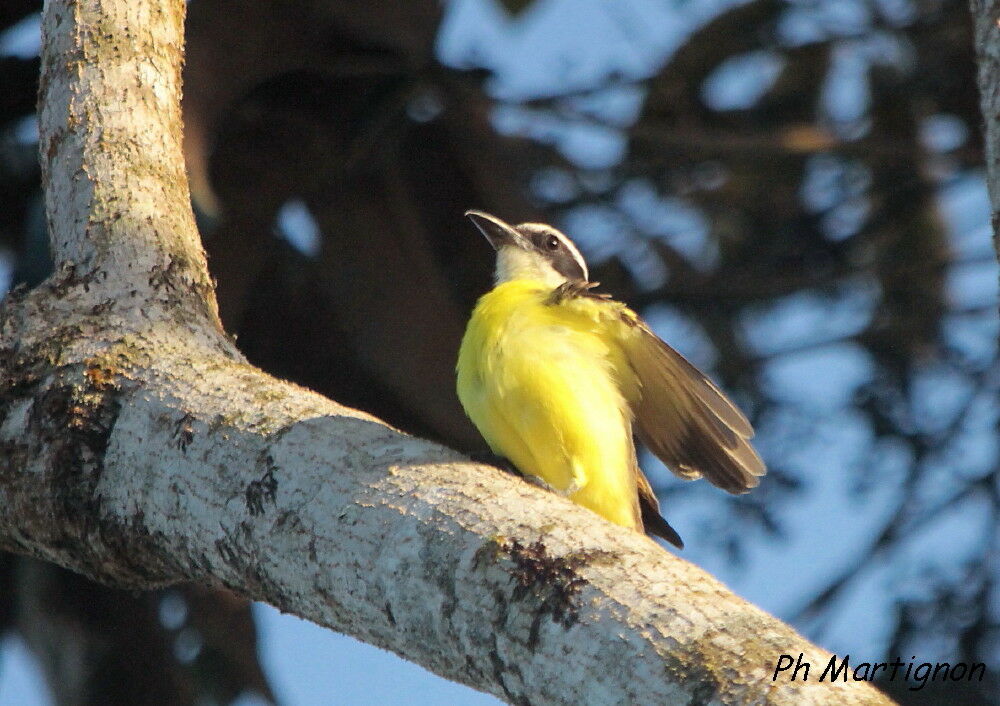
[638,487,684,549]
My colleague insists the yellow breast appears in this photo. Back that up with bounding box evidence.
[456,280,641,530]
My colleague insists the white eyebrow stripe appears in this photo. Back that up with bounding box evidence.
[519,222,589,281]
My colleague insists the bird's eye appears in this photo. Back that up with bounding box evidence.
[545,235,560,250]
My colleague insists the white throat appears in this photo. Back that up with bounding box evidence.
[494,246,567,287]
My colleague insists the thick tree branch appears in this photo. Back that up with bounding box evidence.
[0,0,893,703]
[971,0,1000,255]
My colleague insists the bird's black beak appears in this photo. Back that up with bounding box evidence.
[465,210,524,251]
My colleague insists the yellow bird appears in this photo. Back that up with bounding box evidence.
[456,211,765,548]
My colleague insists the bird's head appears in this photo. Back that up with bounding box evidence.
[465,210,588,287]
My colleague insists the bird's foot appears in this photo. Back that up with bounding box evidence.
[524,473,585,498]
[559,474,586,497]
[523,475,566,496]
[470,453,587,498]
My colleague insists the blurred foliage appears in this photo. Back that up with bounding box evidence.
[497,0,998,702]
[1,0,998,704]
[496,0,537,15]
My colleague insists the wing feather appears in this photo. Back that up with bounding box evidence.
[619,314,766,494]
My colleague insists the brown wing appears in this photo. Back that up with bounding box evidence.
[620,313,765,494]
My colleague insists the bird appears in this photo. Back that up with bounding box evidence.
[456,210,765,548]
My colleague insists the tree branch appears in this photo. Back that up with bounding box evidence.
[971,0,1000,256]
[0,0,893,703]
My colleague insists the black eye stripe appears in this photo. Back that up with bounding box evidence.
[515,223,589,281]
[530,232,562,252]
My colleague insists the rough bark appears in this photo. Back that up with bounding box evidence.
[971,0,1000,256]
[0,0,895,703]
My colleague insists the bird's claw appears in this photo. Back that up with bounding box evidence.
[524,473,585,497]
[523,474,558,493]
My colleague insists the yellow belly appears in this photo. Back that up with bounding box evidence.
[456,281,640,530]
